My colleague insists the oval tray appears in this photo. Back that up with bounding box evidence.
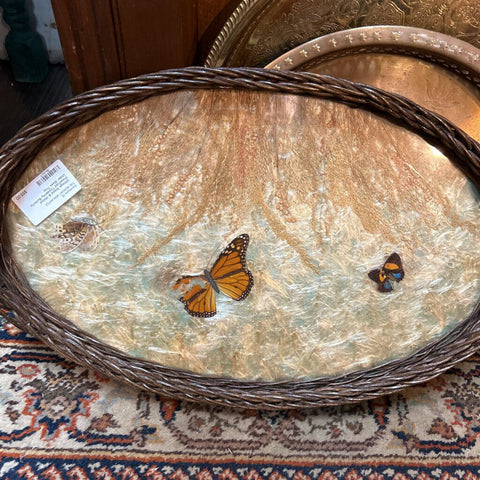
[205,0,480,68]
[1,68,480,409]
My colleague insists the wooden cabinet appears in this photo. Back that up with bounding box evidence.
[51,0,238,94]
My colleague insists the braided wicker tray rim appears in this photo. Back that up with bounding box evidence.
[1,67,480,410]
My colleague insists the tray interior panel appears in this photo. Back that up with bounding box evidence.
[8,89,480,381]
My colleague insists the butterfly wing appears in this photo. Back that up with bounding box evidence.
[368,268,391,292]
[52,218,101,253]
[52,221,90,253]
[378,276,393,293]
[216,270,254,301]
[173,275,217,317]
[71,216,98,227]
[173,234,253,316]
[368,253,404,292]
[383,252,404,282]
[210,233,254,301]
[81,225,101,250]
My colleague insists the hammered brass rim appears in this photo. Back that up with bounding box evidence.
[265,26,480,85]
[205,0,480,68]
[205,0,264,67]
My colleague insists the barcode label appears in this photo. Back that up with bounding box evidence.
[36,165,62,186]
[12,160,81,225]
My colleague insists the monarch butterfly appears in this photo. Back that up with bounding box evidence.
[368,252,404,292]
[173,234,254,317]
[52,216,101,253]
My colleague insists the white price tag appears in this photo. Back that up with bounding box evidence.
[12,160,81,226]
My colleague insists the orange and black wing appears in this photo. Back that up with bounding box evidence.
[368,268,393,292]
[173,276,216,317]
[210,233,254,301]
[383,252,404,282]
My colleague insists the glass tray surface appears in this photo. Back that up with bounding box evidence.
[7,87,480,382]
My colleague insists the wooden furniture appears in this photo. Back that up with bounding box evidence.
[51,0,240,94]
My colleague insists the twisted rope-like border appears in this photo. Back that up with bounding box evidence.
[1,67,480,409]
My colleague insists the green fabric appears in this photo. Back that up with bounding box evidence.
[2,0,48,83]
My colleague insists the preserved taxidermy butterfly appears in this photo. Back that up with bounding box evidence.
[52,216,101,253]
[368,252,404,292]
[173,234,254,317]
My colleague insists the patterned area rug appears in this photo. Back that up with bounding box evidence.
[1,316,480,479]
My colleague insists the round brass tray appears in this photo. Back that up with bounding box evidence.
[265,26,480,142]
[1,68,480,409]
[205,0,480,68]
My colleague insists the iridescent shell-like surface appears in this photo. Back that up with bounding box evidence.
[8,90,480,381]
